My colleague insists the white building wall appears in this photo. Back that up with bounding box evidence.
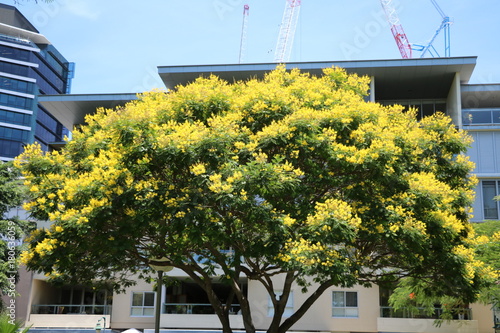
[111,277,155,329]
[247,275,379,332]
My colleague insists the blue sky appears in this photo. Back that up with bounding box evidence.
[7,0,500,94]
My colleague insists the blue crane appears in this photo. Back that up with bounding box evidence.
[411,0,451,57]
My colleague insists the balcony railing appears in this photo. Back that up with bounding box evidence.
[380,306,472,320]
[463,108,500,126]
[0,34,37,48]
[31,304,112,315]
[163,303,240,315]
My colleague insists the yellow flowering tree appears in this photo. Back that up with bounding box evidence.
[16,66,486,333]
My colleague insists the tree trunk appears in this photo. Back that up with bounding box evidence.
[229,276,256,333]
[205,284,233,333]
[268,272,295,333]
[182,265,234,333]
[276,280,335,333]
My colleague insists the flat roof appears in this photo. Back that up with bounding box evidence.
[41,57,479,129]
[39,93,138,130]
[158,57,477,100]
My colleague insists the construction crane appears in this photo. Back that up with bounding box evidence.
[379,0,412,59]
[412,0,451,57]
[239,4,250,64]
[274,0,301,63]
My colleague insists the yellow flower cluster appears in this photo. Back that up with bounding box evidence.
[452,244,496,283]
[156,121,210,152]
[34,238,57,257]
[190,163,207,175]
[408,172,456,206]
[283,215,296,227]
[431,211,464,234]
[19,250,33,265]
[208,173,231,193]
[402,217,427,235]
[306,198,361,229]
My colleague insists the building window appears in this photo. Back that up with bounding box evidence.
[482,180,499,219]
[268,291,293,317]
[332,291,358,318]
[131,291,155,317]
[379,100,446,121]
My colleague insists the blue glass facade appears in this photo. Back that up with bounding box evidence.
[0,6,73,160]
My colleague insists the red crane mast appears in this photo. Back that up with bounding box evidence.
[239,4,250,63]
[380,0,412,59]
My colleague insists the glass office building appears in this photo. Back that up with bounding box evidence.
[0,4,74,160]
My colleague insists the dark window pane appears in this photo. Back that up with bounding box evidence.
[435,103,446,113]
[422,104,434,118]
[345,292,358,307]
[144,292,155,306]
[493,111,500,124]
[470,111,492,124]
[482,181,498,219]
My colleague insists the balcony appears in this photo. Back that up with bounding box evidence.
[160,303,244,329]
[164,303,240,315]
[378,307,477,333]
[380,306,472,320]
[463,108,500,126]
[27,305,111,328]
[31,304,111,315]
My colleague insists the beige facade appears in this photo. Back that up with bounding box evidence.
[111,278,157,329]
[248,278,380,332]
[22,269,496,333]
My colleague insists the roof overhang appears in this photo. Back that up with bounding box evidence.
[158,57,477,100]
[39,93,138,130]
[0,23,49,45]
[39,57,479,130]
[461,84,500,109]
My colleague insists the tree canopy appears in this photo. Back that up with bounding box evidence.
[472,220,500,306]
[15,66,491,333]
[0,161,30,309]
[389,220,499,321]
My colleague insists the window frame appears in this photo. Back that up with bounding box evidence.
[130,291,156,317]
[481,180,500,220]
[332,291,358,318]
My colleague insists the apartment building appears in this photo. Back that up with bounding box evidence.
[23,57,498,332]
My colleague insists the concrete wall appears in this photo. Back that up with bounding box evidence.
[110,277,155,329]
[30,279,59,305]
[160,314,244,329]
[447,72,462,127]
[471,303,496,333]
[247,275,379,332]
[377,317,478,333]
[26,314,110,328]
